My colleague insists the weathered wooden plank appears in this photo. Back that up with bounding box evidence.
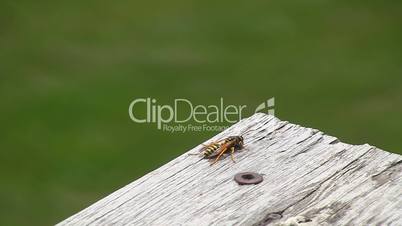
[58,113,402,226]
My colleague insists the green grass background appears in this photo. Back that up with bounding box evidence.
[1,0,401,225]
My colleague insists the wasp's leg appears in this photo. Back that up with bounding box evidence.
[230,147,236,163]
[236,146,246,152]
[240,143,249,151]
[211,147,228,165]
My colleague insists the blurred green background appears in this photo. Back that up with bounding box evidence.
[1,0,401,225]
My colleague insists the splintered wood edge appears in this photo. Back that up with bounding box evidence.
[57,113,402,226]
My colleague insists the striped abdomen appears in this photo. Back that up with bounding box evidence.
[203,143,221,157]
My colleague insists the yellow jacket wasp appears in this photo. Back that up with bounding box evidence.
[190,128,256,165]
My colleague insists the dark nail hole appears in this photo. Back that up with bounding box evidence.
[234,172,263,185]
[242,174,255,180]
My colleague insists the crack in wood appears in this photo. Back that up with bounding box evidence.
[371,159,402,186]
[256,149,372,226]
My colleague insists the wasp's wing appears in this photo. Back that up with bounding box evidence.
[207,140,235,159]
[209,142,234,165]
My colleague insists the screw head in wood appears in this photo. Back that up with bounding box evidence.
[234,172,263,185]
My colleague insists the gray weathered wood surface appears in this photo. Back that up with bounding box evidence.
[58,113,402,226]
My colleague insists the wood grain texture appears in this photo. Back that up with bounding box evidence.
[58,113,402,226]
